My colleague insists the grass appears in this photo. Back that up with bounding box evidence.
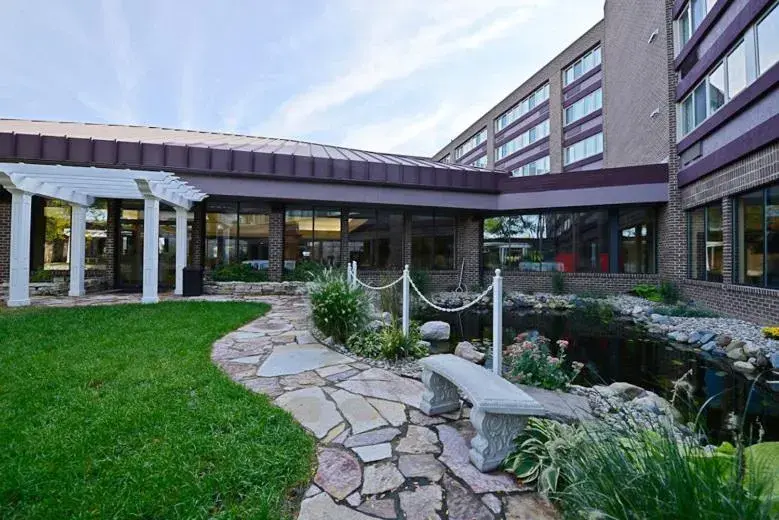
[0,301,315,519]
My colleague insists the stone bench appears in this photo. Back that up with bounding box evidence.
[419,354,546,472]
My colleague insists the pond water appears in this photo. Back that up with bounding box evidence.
[424,308,779,444]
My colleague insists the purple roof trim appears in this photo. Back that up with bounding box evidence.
[676,0,772,100]
[563,153,604,172]
[497,182,668,211]
[563,81,602,108]
[677,60,779,153]
[563,125,603,148]
[562,64,602,95]
[678,112,779,186]
[674,0,730,67]
[499,163,668,193]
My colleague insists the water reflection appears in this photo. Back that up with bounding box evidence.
[429,309,779,443]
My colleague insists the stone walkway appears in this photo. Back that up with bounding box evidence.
[211,295,559,520]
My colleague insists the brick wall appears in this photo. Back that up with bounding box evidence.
[0,190,9,284]
[268,205,284,282]
[455,213,483,289]
[104,199,120,289]
[191,201,205,269]
[682,280,779,325]
[485,271,659,294]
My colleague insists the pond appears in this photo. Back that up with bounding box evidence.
[424,308,779,444]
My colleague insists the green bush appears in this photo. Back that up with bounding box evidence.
[632,283,661,301]
[551,271,565,295]
[659,281,681,304]
[554,424,774,519]
[576,300,615,324]
[347,321,427,360]
[283,260,325,282]
[29,269,54,282]
[310,269,371,344]
[410,269,430,296]
[210,262,269,282]
[505,334,583,391]
[504,418,584,494]
[655,303,719,318]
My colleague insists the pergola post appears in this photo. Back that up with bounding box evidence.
[141,196,160,304]
[68,204,87,297]
[174,207,188,296]
[8,189,32,307]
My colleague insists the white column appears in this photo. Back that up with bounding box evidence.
[7,189,32,307]
[174,207,188,296]
[492,269,503,376]
[68,204,87,297]
[402,264,410,336]
[141,196,160,304]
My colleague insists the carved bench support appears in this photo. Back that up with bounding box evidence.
[420,369,460,415]
[469,406,528,472]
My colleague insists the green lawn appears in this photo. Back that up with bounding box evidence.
[0,301,315,519]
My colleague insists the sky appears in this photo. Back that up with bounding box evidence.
[0,0,604,157]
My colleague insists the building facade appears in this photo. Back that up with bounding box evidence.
[0,0,778,323]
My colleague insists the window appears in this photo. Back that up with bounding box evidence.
[708,62,726,114]
[483,215,544,271]
[284,207,342,268]
[41,199,71,271]
[512,156,550,177]
[470,156,488,168]
[619,208,657,274]
[688,204,723,282]
[238,202,269,264]
[564,132,603,166]
[735,184,779,288]
[758,3,779,73]
[727,40,747,96]
[348,210,403,269]
[84,200,108,271]
[206,201,270,269]
[564,88,602,125]
[495,119,549,161]
[563,46,601,86]
[675,0,715,50]
[494,84,550,132]
[440,154,451,164]
[454,128,487,159]
[411,213,455,270]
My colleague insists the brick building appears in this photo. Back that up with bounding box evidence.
[1,0,778,323]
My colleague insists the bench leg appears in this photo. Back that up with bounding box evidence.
[420,369,460,415]
[468,406,527,472]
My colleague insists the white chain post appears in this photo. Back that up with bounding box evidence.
[346,261,352,285]
[492,269,503,376]
[351,261,357,288]
[402,264,410,337]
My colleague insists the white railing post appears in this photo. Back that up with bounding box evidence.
[351,261,357,288]
[492,269,503,376]
[402,264,410,337]
[346,261,352,285]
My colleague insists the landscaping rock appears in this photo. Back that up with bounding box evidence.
[361,462,405,495]
[381,311,392,325]
[298,492,374,520]
[454,341,485,364]
[416,340,431,352]
[698,332,716,344]
[357,497,397,519]
[409,409,447,426]
[632,392,680,421]
[344,427,401,448]
[313,447,362,500]
[712,346,727,357]
[443,475,493,520]
[420,321,450,341]
[650,313,670,324]
[398,453,446,481]
[399,484,443,520]
[733,361,756,373]
[726,348,746,361]
[504,493,560,519]
[353,443,392,462]
[772,352,779,368]
[608,382,645,400]
[755,354,770,368]
[687,332,702,344]
[481,493,502,514]
[366,399,407,427]
[367,320,384,332]
[397,425,440,454]
[743,341,761,357]
[274,387,343,439]
[668,331,689,343]
[700,341,716,352]
[330,389,387,434]
[715,335,732,347]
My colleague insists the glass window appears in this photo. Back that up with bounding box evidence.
[708,62,726,113]
[411,213,454,270]
[574,210,610,273]
[542,213,573,272]
[42,199,71,271]
[688,204,722,282]
[727,40,747,97]
[238,202,269,266]
[470,156,488,168]
[563,46,602,86]
[565,88,602,125]
[284,207,342,268]
[205,201,239,268]
[619,208,657,274]
[312,209,341,265]
[483,215,544,271]
[454,128,487,159]
[512,156,550,177]
[693,81,707,126]
[679,9,691,47]
[495,119,549,161]
[736,190,765,286]
[768,187,779,288]
[85,200,108,272]
[348,209,403,269]
[494,84,550,132]
[758,3,779,74]
[564,132,603,165]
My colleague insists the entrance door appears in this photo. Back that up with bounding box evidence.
[117,200,182,291]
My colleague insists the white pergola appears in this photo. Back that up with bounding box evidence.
[0,163,207,306]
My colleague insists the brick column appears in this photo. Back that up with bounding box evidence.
[456,213,483,288]
[340,208,350,267]
[548,63,564,173]
[0,190,10,284]
[269,205,285,281]
[721,196,733,285]
[190,201,205,269]
[402,212,412,268]
[104,199,120,289]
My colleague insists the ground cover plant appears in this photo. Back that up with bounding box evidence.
[0,301,314,519]
[310,268,371,343]
[347,320,427,360]
[211,262,269,282]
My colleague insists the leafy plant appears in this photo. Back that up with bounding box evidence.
[659,281,681,304]
[632,283,661,301]
[210,262,269,282]
[505,334,583,390]
[655,303,719,318]
[551,271,565,295]
[283,260,325,282]
[576,300,614,324]
[379,275,402,317]
[29,269,54,283]
[310,269,371,344]
[762,327,779,340]
[347,320,427,360]
[410,269,430,296]
[504,418,584,494]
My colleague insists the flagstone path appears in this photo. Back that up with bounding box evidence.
[211,295,560,520]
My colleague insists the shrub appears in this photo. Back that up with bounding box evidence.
[29,269,54,283]
[347,321,427,360]
[555,423,774,519]
[655,303,719,318]
[310,269,371,344]
[283,260,325,282]
[576,300,614,324]
[762,327,779,340]
[551,271,565,295]
[632,283,661,301]
[379,275,402,317]
[505,334,583,391]
[410,269,430,296]
[659,281,680,304]
[210,262,269,282]
[504,418,584,494]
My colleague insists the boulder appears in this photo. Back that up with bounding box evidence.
[367,320,385,332]
[668,331,689,343]
[755,354,770,369]
[715,335,732,347]
[608,382,645,401]
[631,305,644,316]
[454,341,485,365]
[381,312,393,325]
[650,313,670,324]
[733,361,756,373]
[633,392,681,421]
[771,352,779,368]
[726,348,746,361]
[698,332,716,344]
[417,340,431,352]
[687,332,702,344]
[727,340,746,353]
[700,341,716,352]
[420,321,451,341]
[712,347,727,357]
[743,341,761,358]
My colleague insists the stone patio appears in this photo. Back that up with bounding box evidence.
[209,295,560,520]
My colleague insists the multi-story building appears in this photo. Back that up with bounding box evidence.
[0,0,777,323]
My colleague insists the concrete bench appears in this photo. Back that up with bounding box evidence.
[419,354,546,471]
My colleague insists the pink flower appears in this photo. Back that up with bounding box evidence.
[557,339,569,349]
[546,356,560,365]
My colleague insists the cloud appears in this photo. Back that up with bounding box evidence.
[258,0,547,137]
